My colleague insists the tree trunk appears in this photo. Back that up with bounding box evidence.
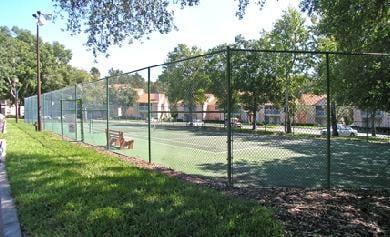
[331,102,338,136]
[18,103,21,119]
[285,69,292,134]
[286,113,292,133]
[246,111,251,125]
[15,98,19,123]
[371,110,376,136]
[189,101,193,122]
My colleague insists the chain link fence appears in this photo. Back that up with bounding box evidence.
[24,48,390,189]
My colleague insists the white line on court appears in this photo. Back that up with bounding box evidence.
[131,134,225,151]
[130,135,222,155]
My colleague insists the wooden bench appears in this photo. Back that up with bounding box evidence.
[105,129,134,149]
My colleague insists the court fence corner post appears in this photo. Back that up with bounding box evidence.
[326,53,331,189]
[106,77,110,150]
[226,46,233,187]
[147,67,152,164]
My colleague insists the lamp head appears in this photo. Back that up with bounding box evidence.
[33,11,52,26]
[37,16,46,26]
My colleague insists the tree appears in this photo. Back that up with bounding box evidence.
[233,36,283,130]
[313,1,390,136]
[158,44,210,121]
[0,26,95,110]
[205,43,229,111]
[107,69,145,117]
[52,0,388,56]
[315,0,388,53]
[108,69,146,89]
[51,0,322,55]
[90,67,101,80]
[109,85,138,117]
[267,8,312,133]
[0,27,36,105]
[52,0,200,55]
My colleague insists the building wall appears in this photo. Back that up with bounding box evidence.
[353,109,390,128]
[0,101,24,117]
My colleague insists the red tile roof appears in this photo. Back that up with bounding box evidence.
[299,94,326,106]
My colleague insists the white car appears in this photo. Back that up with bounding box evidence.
[321,124,358,136]
[145,117,158,123]
[224,118,242,128]
[186,119,204,127]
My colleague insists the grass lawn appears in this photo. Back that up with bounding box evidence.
[1,120,283,236]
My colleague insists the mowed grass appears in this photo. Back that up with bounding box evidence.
[1,120,283,237]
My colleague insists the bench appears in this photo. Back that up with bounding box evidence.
[105,129,134,149]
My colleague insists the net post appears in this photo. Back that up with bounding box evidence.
[326,53,331,189]
[106,77,110,150]
[147,67,152,164]
[60,99,64,140]
[226,46,233,187]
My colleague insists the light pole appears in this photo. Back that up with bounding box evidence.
[32,11,51,131]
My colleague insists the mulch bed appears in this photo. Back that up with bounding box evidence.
[75,141,390,236]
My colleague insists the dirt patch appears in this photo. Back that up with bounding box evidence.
[71,140,390,236]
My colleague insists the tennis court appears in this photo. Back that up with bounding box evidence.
[44,119,390,188]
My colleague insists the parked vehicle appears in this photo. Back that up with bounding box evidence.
[321,124,358,136]
[144,117,158,123]
[186,119,204,127]
[55,116,65,120]
[225,118,242,128]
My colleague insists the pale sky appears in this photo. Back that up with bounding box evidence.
[0,0,300,78]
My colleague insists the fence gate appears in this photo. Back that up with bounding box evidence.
[60,99,84,142]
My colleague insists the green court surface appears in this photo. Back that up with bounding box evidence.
[44,119,390,188]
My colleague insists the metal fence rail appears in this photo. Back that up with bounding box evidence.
[24,48,390,189]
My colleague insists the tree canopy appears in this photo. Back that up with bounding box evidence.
[51,0,388,56]
[51,0,325,55]
[0,26,95,105]
[158,44,210,119]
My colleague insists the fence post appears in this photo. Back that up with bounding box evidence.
[79,99,84,142]
[147,67,152,163]
[366,111,369,141]
[74,85,78,141]
[326,53,331,189]
[226,46,233,187]
[42,95,44,128]
[60,99,64,140]
[106,77,110,150]
[50,93,53,131]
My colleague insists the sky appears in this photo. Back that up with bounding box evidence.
[0,0,300,78]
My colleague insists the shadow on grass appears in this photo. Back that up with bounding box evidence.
[198,135,390,188]
[5,126,283,236]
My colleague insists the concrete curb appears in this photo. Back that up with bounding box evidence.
[0,161,22,237]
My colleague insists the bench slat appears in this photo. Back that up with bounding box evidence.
[105,129,134,149]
